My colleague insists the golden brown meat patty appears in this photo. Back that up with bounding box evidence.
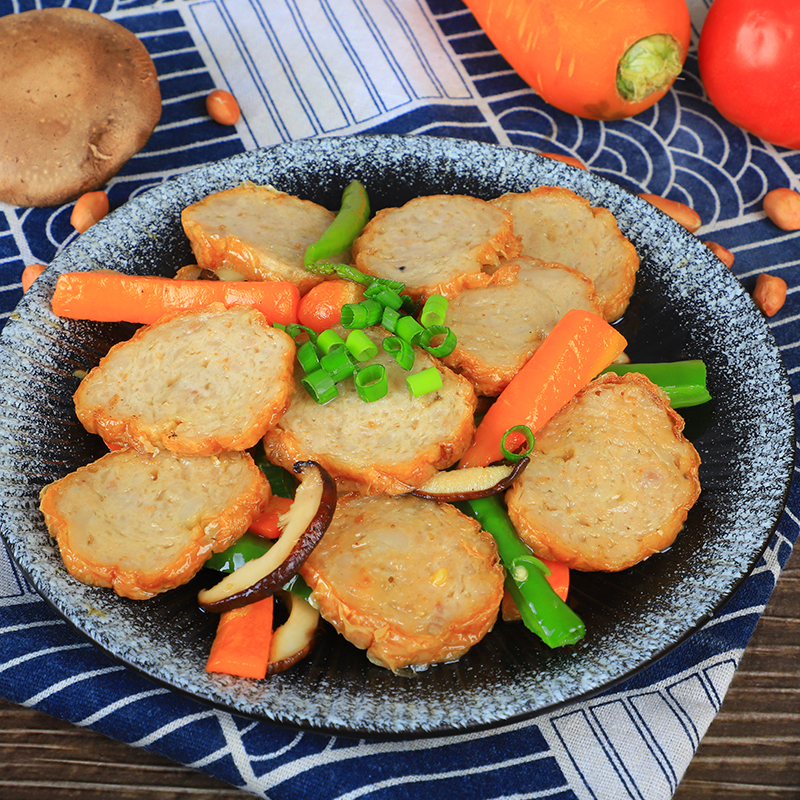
[442,256,602,396]
[505,373,701,572]
[352,194,520,299]
[490,187,639,321]
[263,326,477,495]
[39,449,270,600]
[300,493,504,672]
[0,8,161,207]
[181,184,348,294]
[74,304,295,456]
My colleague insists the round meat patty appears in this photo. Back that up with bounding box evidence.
[506,372,701,572]
[39,449,270,600]
[300,493,505,672]
[490,187,639,322]
[0,8,161,207]
[262,326,477,495]
[352,194,521,299]
[181,184,348,294]
[74,304,296,456]
[442,256,602,396]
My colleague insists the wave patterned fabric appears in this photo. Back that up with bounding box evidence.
[1,1,798,798]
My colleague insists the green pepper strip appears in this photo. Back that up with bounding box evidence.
[204,532,312,599]
[304,180,371,267]
[602,360,711,408]
[457,496,585,648]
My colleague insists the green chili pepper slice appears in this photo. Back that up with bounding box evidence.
[457,496,585,648]
[602,360,711,408]
[304,180,371,267]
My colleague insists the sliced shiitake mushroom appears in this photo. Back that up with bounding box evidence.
[198,461,336,613]
[411,457,529,502]
[266,591,321,674]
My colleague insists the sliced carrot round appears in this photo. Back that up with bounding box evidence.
[297,279,365,334]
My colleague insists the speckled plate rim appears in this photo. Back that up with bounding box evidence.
[0,134,794,739]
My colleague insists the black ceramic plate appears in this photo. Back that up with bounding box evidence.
[0,135,793,738]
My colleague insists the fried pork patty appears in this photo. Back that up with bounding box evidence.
[300,493,504,672]
[442,256,602,396]
[181,184,348,294]
[262,326,477,495]
[74,304,295,456]
[506,373,701,572]
[39,449,270,600]
[490,187,639,321]
[352,194,520,299]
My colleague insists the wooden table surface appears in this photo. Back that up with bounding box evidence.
[2,546,798,800]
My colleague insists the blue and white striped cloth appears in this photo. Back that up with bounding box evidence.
[1,2,798,798]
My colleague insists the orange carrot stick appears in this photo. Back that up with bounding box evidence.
[205,596,274,679]
[459,308,627,469]
[297,279,366,334]
[51,272,300,326]
[248,496,294,540]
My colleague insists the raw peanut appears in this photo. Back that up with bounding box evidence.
[21,263,46,292]
[704,241,734,268]
[70,190,109,233]
[638,193,702,232]
[753,273,787,317]
[540,152,587,170]
[206,89,240,126]
[763,188,800,231]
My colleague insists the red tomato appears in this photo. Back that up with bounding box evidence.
[698,0,800,149]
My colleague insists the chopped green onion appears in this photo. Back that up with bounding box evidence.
[395,315,424,345]
[296,340,322,374]
[418,324,457,358]
[407,366,442,397]
[282,323,317,344]
[317,328,345,354]
[371,277,406,293]
[383,336,415,370]
[320,347,357,383]
[346,329,378,362]
[381,306,402,333]
[301,368,338,403]
[354,363,389,402]
[340,299,382,329]
[401,293,419,314]
[364,283,404,310]
[420,295,448,327]
[500,425,535,461]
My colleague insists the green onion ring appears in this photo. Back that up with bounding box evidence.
[407,366,442,397]
[354,363,389,402]
[418,324,456,358]
[420,294,448,327]
[301,368,338,404]
[345,329,378,362]
[500,424,535,462]
[383,336,415,370]
[296,340,322,374]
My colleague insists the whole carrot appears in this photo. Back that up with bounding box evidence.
[51,272,299,326]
